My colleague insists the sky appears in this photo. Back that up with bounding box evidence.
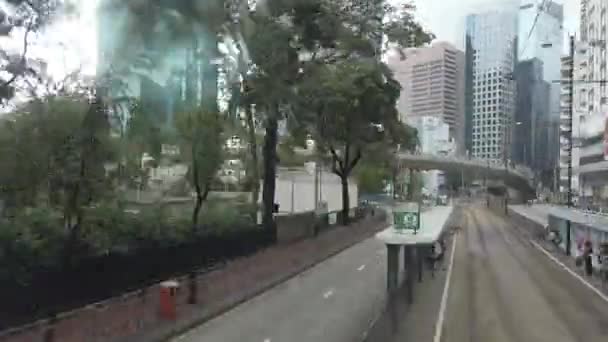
[2,0,581,82]
[411,0,579,51]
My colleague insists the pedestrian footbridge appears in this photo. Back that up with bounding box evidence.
[395,152,535,195]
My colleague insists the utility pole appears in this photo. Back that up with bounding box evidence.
[567,34,574,209]
[565,34,575,256]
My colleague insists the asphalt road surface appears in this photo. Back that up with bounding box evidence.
[442,207,608,342]
[172,233,391,342]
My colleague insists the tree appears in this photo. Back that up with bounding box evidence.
[176,110,223,229]
[243,9,300,232]
[0,0,68,104]
[0,95,94,211]
[299,60,404,224]
[57,95,113,266]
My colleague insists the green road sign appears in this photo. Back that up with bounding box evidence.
[393,202,420,233]
[394,212,418,230]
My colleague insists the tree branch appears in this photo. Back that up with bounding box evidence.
[328,145,344,172]
[346,147,362,174]
[1,24,33,89]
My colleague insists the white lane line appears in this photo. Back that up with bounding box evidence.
[323,288,335,299]
[357,264,366,271]
[433,234,458,342]
[531,240,608,304]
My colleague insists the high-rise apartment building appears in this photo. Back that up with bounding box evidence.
[569,0,608,202]
[465,6,518,160]
[388,42,465,152]
[559,54,582,195]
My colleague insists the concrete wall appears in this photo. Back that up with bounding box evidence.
[265,171,358,214]
[275,212,316,244]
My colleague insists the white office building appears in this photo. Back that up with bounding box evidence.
[413,116,457,196]
[465,5,518,161]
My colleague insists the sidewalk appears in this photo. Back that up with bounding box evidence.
[364,206,464,342]
[510,206,608,295]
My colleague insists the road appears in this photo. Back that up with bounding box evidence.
[172,232,390,342]
[442,207,608,342]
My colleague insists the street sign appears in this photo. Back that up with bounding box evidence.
[328,213,337,225]
[393,202,420,234]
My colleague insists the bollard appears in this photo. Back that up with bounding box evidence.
[159,280,180,320]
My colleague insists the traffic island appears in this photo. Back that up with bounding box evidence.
[365,205,459,341]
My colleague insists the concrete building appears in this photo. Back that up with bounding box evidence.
[388,42,465,152]
[572,0,608,205]
[465,6,518,161]
[559,55,582,194]
[578,0,608,115]
[412,116,457,197]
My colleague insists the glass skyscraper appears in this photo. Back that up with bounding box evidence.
[465,6,519,160]
[518,0,563,118]
[516,0,563,184]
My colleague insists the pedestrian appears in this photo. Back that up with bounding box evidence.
[583,240,594,277]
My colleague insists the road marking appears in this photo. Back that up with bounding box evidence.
[357,264,366,271]
[323,288,335,299]
[531,240,608,304]
[433,234,458,342]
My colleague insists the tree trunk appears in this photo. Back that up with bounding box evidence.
[340,176,350,226]
[192,194,203,229]
[261,112,278,234]
[228,83,241,124]
[245,105,260,216]
[407,169,414,201]
[201,35,219,114]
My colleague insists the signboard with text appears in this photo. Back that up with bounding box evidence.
[393,202,420,233]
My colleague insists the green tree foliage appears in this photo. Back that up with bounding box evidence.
[0,0,68,104]
[176,110,223,228]
[243,8,300,232]
[356,164,390,194]
[0,94,114,265]
[299,60,404,224]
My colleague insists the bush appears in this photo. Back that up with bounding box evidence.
[0,199,259,287]
[0,207,65,284]
[199,199,255,232]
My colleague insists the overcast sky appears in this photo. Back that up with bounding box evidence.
[2,0,581,81]
[411,0,579,51]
